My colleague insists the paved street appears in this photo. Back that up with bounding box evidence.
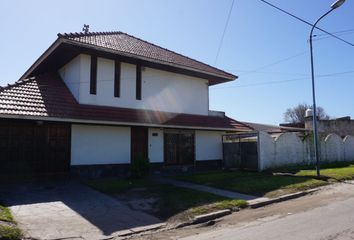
[183,190,354,240]
[134,181,354,240]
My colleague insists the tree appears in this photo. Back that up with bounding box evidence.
[283,103,330,124]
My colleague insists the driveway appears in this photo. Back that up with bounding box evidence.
[0,180,161,240]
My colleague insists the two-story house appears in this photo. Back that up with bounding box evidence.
[0,31,251,178]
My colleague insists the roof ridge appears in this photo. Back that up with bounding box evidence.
[0,77,37,92]
[58,31,123,38]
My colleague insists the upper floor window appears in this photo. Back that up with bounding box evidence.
[136,64,142,100]
[114,60,121,98]
[90,55,97,95]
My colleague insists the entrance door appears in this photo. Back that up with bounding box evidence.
[131,127,148,162]
[164,130,195,165]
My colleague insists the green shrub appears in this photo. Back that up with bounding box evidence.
[130,155,150,178]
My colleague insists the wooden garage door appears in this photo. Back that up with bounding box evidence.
[0,120,70,177]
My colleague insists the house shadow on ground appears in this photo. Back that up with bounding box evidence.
[0,180,161,238]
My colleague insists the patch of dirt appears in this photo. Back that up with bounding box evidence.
[0,220,16,228]
[114,188,160,215]
[112,188,199,225]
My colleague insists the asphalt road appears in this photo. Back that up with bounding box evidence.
[134,181,354,240]
[183,193,354,240]
[183,183,354,240]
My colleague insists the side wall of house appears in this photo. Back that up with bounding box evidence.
[195,130,224,161]
[59,54,209,115]
[71,124,131,165]
[58,55,81,101]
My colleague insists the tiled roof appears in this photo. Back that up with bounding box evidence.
[243,121,306,133]
[58,31,236,80]
[0,73,250,131]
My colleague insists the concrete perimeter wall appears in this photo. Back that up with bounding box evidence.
[259,131,354,170]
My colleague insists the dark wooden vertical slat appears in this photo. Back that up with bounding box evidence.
[131,127,148,162]
[90,55,97,95]
[114,61,121,98]
[136,64,142,100]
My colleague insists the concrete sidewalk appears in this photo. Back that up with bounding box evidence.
[1,181,161,240]
[155,177,269,201]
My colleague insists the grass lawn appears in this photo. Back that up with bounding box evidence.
[285,162,354,181]
[85,178,247,221]
[174,162,354,198]
[0,203,22,240]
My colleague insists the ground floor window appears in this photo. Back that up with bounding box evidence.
[164,130,195,165]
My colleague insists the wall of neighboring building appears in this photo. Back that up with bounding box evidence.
[59,54,209,115]
[71,124,131,165]
[305,117,354,137]
[195,130,224,161]
[148,128,164,163]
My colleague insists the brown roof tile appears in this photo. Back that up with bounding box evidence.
[0,73,250,131]
[58,31,236,80]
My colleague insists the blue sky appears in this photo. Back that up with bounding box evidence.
[0,0,353,124]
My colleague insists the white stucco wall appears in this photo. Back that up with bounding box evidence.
[322,134,344,162]
[258,132,354,170]
[258,131,275,170]
[59,54,209,115]
[71,124,131,165]
[195,131,224,161]
[58,55,81,101]
[274,132,304,166]
[344,135,354,161]
[148,128,164,163]
[142,67,209,115]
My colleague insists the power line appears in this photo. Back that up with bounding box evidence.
[214,0,235,66]
[211,70,354,89]
[259,0,354,47]
[229,70,308,76]
[314,30,354,42]
[230,28,353,77]
[314,28,354,37]
[228,27,354,76]
[238,51,307,76]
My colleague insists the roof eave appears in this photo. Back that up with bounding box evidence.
[20,38,64,80]
[0,114,246,132]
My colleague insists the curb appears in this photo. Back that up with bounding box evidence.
[248,188,319,209]
[114,188,320,237]
[116,223,167,237]
[175,209,234,229]
[176,188,320,229]
[192,209,232,224]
